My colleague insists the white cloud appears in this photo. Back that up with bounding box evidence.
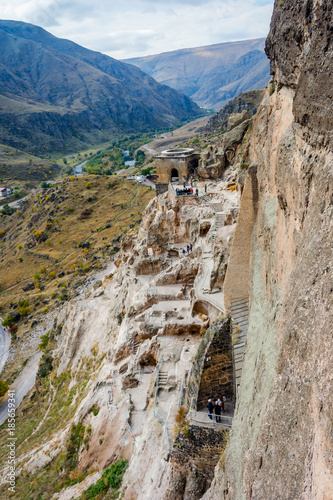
[0,0,274,59]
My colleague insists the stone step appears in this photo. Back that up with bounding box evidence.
[231,297,249,305]
[231,304,249,312]
[231,304,249,314]
[159,372,168,385]
[233,316,249,324]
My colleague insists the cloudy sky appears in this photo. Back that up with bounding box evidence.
[0,0,274,59]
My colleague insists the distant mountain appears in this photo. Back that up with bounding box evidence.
[125,39,271,110]
[206,89,265,132]
[0,21,201,155]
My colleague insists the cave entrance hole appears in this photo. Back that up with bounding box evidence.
[170,168,179,182]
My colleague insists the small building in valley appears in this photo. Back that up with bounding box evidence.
[155,148,200,195]
[0,186,13,198]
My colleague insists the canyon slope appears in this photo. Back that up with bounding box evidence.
[0,20,201,155]
[125,39,270,110]
[0,0,332,498]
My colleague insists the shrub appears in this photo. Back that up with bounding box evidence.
[66,422,85,470]
[18,299,30,316]
[90,406,100,416]
[174,405,188,434]
[2,315,16,328]
[81,459,128,499]
[39,332,50,351]
[141,166,152,176]
[0,380,9,397]
[85,182,91,189]
[38,353,53,378]
[269,80,276,95]
[18,257,23,262]
[17,244,22,250]
[49,271,56,279]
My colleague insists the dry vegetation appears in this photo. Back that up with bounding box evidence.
[0,175,154,343]
[0,144,61,185]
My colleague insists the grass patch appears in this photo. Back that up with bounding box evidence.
[80,459,128,500]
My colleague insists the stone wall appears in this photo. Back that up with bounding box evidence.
[156,183,168,196]
[197,320,233,408]
[183,319,233,411]
[171,425,228,482]
[223,164,258,310]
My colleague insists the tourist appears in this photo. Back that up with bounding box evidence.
[204,184,207,193]
[222,395,226,413]
[217,397,224,414]
[195,188,198,196]
[183,181,186,188]
[207,399,214,420]
[187,245,190,253]
[182,249,186,256]
[215,400,221,423]
[190,243,193,252]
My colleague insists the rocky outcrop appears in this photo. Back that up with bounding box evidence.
[198,146,226,179]
[206,90,265,132]
[198,111,251,180]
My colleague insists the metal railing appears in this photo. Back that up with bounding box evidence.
[178,376,185,408]
[189,410,233,428]
[169,183,195,198]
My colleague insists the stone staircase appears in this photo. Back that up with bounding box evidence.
[230,298,249,397]
[215,213,225,229]
[132,337,140,354]
[158,369,168,386]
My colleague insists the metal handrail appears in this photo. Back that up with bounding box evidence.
[189,410,233,428]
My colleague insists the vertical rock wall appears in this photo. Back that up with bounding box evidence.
[203,1,333,499]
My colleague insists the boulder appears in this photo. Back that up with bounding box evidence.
[222,119,251,151]
[93,280,102,290]
[22,282,34,291]
[227,110,250,131]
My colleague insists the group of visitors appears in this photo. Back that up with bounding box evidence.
[207,396,226,423]
[182,244,193,256]
[176,187,193,196]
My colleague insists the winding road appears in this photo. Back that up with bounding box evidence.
[0,322,10,376]
[0,351,42,425]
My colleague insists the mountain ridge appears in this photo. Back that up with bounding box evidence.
[0,20,202,155]
[124,38,271,109]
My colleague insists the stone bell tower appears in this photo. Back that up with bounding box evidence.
[154,148,200,195]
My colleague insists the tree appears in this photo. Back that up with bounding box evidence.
[135,150,146,166]
[0,380,9,397]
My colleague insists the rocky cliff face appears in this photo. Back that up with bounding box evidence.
[0,175,240,499]
[203,1,333,498]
